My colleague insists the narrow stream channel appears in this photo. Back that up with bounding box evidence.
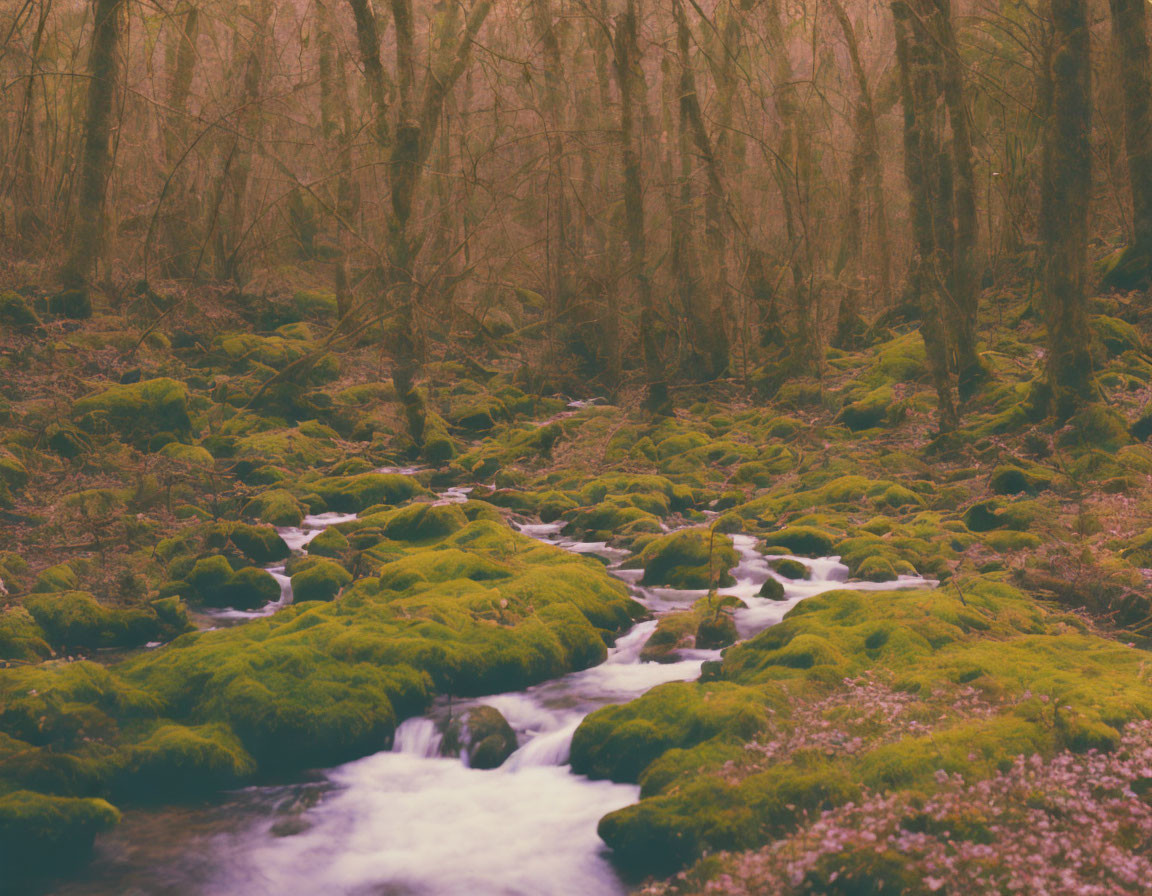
[50,485,932,896]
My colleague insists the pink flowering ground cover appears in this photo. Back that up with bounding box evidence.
[644,720,1152,896]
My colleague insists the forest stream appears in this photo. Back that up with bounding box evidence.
[47,473,931,896]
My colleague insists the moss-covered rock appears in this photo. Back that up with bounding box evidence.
[112,723,256,798]
[638,529,738,589]
[72,378,192,447]
[758,578,786,600]
[0,790,119,881]
[311,473,428,513]
[291,559,352,602]
[463,706,518,770]
[216,522,291,564]
[763,526,834,557]
[31,563,80,594]
[243,489,305,527]
[23,591,162,650]
[0,607,52,662]
[989,464,1052,496]
[380,503,468,542]
[770,558,809,580]
[0,290,43,334]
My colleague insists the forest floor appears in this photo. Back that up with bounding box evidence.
[3,269,1152,894]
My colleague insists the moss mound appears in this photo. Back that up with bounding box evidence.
[638,530,739,589]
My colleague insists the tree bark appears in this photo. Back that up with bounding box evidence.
[1106,0,1152,285]
[63,0,126,293]
[614,0,669,412]
[1041,0,1094,421]
[893,0,958,432]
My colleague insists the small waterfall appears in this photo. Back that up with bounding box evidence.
[392,718,444,758]
[505,721,580,770]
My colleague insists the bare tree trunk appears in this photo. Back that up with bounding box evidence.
[62,0,126,306]
[765,0,821,375]
[614,0,668,411]
[346,0,391,146]
[673,0,730,380]
[1105,0,1152,286]
[827,0,892,309]
[933,0,985,400]
[893,0,958,432]
[317,0,357,320]
[160,1,199,278]
[1041,0,1094,421]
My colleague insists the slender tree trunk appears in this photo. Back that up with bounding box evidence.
[893,0,958,432]
[161,1,199,278]
[1106,0,1152,285]
[933,0,984,399]
[614,0,668,411]
[765,0,821,375]
[1041,0,1094,420]
[62,0,126,297]
[673,0,730,380]
[827,0,892,309]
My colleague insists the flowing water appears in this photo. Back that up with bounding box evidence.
[50,490,932,896]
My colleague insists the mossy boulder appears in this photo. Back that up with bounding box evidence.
[0,607,52,662]
[464,706,518,770]
[0,290,43,334]
[184,557,281,610]
[380,503,468,542]
[23,591,163,650]
[0,790,119,881]
[836,388,893,431]
[770,558,809,580]
[243,489,305,528]
[311,473,428,513]
[72,378,192,447]
[758,578,786,600]
[215,522,291,564]
[695,613,738,649]
[764,526,835,557]
[638,529,738,589]
[0,449,29,494]
[291,559,352,602]
[31,563,80,594]
[989,464,1052,496]
[112,723,256,798]
[570,681,770,782]
[225,567,283,610]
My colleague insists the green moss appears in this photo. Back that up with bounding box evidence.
[0,607,52,662]
[763,526,834,557]
[380,503,468,542]
[0,790,119,880]
[758,578,786,600]
[0,290,43,333]
[72,378,192,447]
[214,522,291,564]
[158,442,214,468]
[243,489,305,527]
[463,706,518,769]
[570,681,772,782]
[836,388,894,431]
[24,591,162,650]
[31,563,80,594]
[990,464,1053,496]
[291,559,352,602]
[638,529,739,589]
[309,526,350,558]
[311,473,428,513]
[770,558,809,580]
[113,722,255,798]
[0,448,29,493]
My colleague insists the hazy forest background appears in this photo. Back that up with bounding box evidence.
[5,0,1152,894]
